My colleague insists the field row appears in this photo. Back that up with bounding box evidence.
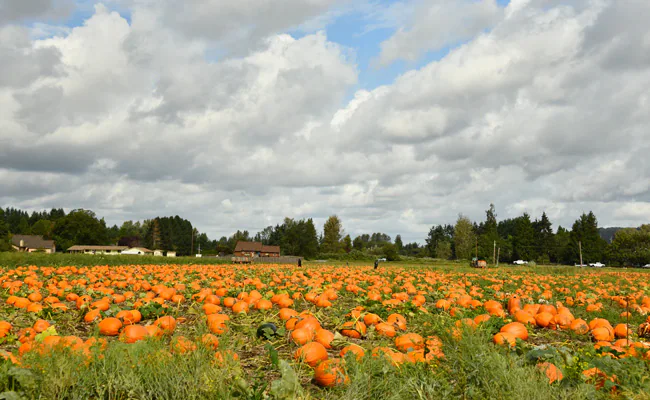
[1,264,650,399]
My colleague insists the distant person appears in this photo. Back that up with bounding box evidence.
[298,258,302,267]
[374,260,379,270]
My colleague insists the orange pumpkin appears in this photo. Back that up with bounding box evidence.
[395,333,425,352]
[387,314,407,330]
[98,318,122,336]
[201,334,220,350]
[340,321,366,339]
[32,319,50,333]
[535,312,555,329]
[493,332,517,347]
[591,327,614,342]
[537,362,563,384]
[613,324,630,339]
[294,342,328,367]
[500,322,528,341]
[315,328,335,349]
[340,344,365,360]
[363,313,381,326]
[119,325,149,343]
[291,327,314,345]
[314,359,349,387]
[570,319,589,334]
[154,316,177,334]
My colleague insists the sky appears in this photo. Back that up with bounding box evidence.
[1,0,650,243]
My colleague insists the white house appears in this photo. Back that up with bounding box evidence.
[121,247,153,255]
[167,251,177,257]
[68,245,127,255]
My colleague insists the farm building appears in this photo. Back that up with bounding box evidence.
[152,250,176,257]
[121,247,153,255]
[67,245,128,255]
[11,235,56,253]
[234,241,280,257]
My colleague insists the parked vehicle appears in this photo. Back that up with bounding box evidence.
[513,260,528,265]
[589,262,605,268]
[643,264,650,269]
[377,258,387,262]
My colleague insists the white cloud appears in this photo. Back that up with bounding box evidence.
[375,0,503,66]
[2,0,650,243]
[109,0,346,54]
[0,0,74,26]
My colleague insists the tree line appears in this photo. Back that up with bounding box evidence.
[1,205,648,265]
[0,208,198,256]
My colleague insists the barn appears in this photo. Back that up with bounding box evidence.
[234,241,280,257]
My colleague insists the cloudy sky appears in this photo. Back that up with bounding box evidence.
[1,0,649,243]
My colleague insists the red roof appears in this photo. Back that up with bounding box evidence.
[234,241,280,254]
[261,245,280,254]
[234,241,263,252]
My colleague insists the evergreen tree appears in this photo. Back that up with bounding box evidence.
[0,209,8,238]
[513,213,536,261]
[426,224,454,258]
[301,218,319,258]
[394,234,403,254]
[570,212,607,263]
[554,226,572,264]
[343,235,352,253]
[352,236,364,251]
[478,204,499,261]
[533,212,554,263]
[280,218,300,255]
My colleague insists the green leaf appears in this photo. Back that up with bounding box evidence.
[34,326,58,343]
[0,391,25,400]
[8,367,39,391]
[270,360,304,399]
[265,343,279,367]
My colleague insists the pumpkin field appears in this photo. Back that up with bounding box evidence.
[2,258,650,399]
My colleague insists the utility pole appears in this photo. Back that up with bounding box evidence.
[579,241,583,267]
[191,229,194,255]
[497,248,500,267]
[475,238,478,260]
[493,241,496,265]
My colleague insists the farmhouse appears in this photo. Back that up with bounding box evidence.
[121,247,153,255]
[11,235,56,253]
[67,245,128,255]
[234,241,281,257]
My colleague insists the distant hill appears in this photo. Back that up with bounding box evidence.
[599,227,625,243]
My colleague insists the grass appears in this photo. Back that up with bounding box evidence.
[0,252,232,268]
[1,253,650,399]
